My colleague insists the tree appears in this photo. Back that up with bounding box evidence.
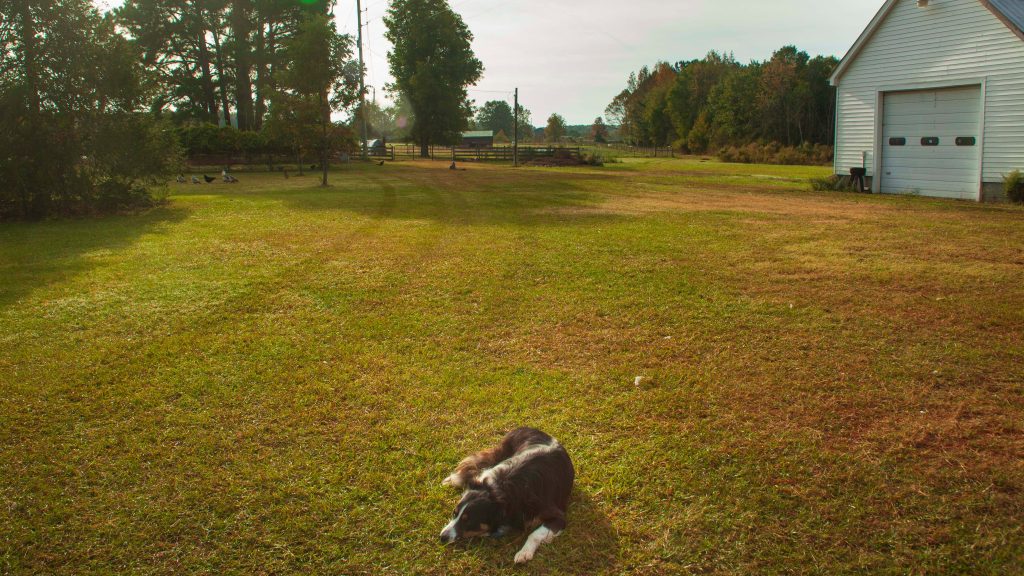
[384,0,483,158]
[544,113,566,144]
[514,104,533,144]
[591,117,609,143]
[0,0,180,219]
[475,100,514,138]
[608,46,837,152]
[275,12,359,186]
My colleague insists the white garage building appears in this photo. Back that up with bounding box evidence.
[831,0,1024,201]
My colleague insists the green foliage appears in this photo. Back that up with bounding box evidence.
[1004,170,1023,203]
[0,0,180,219]
[384,0,483,156]
[274,12,358,184]
[545,113,567,143]
[809,174,855,192]
[591,117,609,144]
[718,142,833,166]
[609,48,838,154]
[475,100,515,138]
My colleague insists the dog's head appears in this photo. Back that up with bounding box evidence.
[439,488,503,544]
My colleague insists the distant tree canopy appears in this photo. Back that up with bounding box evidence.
[591,117,609,143]
[607,47,838,153]
[545,113,567,144]
[475,100,515,139]
[384,0,483,157]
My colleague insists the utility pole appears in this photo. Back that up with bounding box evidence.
[513,88,519,168]
[356,0,369,160]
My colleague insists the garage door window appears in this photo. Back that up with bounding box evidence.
[889,137,906,146]
[956,137,976,146]
[921,137,940,147]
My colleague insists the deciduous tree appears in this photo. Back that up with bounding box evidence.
[275,11,359,186]
[384,0,483,158]
[545,113,566,144]
[475,100,514,139]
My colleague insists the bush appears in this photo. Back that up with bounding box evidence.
[581,152,605,166]
[718,141,833,166]
[1004,170,1024,203]
[809,174,856,192]
[0,97,181,220]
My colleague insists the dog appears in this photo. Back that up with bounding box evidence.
[439,427,574,564]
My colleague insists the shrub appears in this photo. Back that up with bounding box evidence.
[0,101,181,220]
[581,152,604,166]
[810,174,856,192]
[1004,170,1024,203]
[717,141,834,166]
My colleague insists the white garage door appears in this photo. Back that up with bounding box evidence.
[881,86,981,200]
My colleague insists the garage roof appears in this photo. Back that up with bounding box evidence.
[831,0,1024,85]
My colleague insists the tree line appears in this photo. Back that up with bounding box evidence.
[606,47,838,158]
[2,0,489,219]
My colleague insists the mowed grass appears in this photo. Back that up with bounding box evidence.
[1,158,1022,575]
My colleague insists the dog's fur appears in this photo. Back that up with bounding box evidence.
[439,427,574,564]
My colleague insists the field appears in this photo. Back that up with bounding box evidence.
[2,158,1022,574]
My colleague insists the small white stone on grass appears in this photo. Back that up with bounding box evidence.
[634,376,644,387]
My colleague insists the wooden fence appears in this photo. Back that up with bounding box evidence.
[602,144,675,158]
[388,144,582,162]
[186,144,589,167]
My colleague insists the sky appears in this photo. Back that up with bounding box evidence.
[98,0,884,126]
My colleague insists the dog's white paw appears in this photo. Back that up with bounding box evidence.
[514,549,534,564]
[441,474,461,488]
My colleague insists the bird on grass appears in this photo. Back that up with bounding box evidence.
[377,160,385,166]
[175,175,186,183]
[203,175,216,183]
[191,176,201,184]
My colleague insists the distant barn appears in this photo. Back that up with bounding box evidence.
[461,130,494,148]
[832,0,1024,201]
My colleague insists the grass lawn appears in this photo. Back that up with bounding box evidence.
[1,158,1022,574]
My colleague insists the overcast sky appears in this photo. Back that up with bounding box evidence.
[340,0,882,125]
[99,0,883,126]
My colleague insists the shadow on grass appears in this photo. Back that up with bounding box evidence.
[0,205,190,311]
[454,489,620,574]
[272,164,627,228]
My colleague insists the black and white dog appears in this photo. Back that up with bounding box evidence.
[439,427,575,564]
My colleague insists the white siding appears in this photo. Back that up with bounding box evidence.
[834,0,1024,186]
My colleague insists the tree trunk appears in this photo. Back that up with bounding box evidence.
[20,2,39,114]
[196,6,219,123]
[231,0,254,131]
[320,91,329,187]
[211,26,232,127]
[420,142,429,158]
[254,20,267,130]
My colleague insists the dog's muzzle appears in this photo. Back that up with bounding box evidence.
[439,520,458,544]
